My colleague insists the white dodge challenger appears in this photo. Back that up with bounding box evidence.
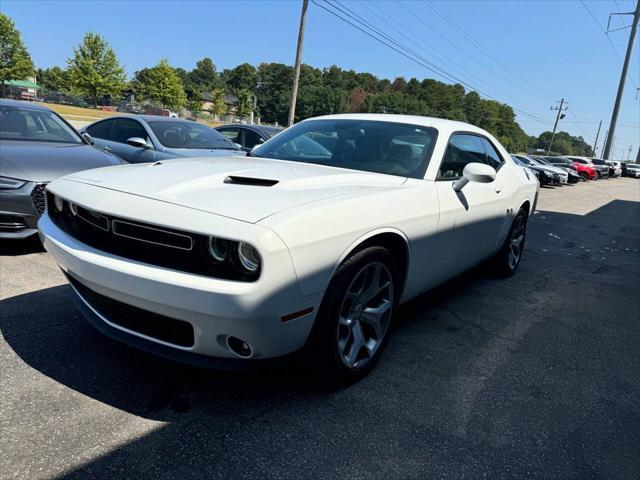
[39,114,538,380]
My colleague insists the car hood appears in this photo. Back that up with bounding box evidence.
[0,141,124,183]
[63,156,407,223]
[540,165,567,175]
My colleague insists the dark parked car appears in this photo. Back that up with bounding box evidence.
[81,115,246,163]
[216,124,283,152]
[0,99,123,239]
[511,156,559,186]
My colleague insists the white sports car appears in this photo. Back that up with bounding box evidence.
[39,114,538,380]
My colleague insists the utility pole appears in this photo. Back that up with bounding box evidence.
[601,129,609,157]
[547,98,567,155]
[288,0,309,127]
[603,0,640,159]
[592,120,602,157]
[636,146,640,163]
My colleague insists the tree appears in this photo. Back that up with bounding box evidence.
[207,88,226,119]
[36,66,69,92]
[233,89,254,119]
[189,57,218,91]
[137,59,186,110]
[0,14,35,91]
[223,63,257,93]
[67,32,126,107]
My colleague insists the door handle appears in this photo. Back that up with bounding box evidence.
[495,184,503,194]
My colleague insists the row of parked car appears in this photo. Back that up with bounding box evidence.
[510,153,638,186]
[0,98,637,241]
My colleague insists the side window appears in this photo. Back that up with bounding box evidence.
[439,134,485,179]
[111,119,149,145]
[243,129,263,149]
[219,128,240,144]
[86,119,115,139]
[480,137,504,170]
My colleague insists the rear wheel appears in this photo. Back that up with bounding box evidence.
[308,246,397,382]
[492,208,528,277]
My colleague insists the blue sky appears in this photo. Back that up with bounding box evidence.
[4,0,639,158]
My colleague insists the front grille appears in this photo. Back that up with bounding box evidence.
[67,273,195,347]
[46,192,259,281]
[31,183,47,216]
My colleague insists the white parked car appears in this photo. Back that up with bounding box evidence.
[625,163,640,178]
[38,114,538,380]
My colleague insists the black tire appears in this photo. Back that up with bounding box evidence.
[579,171,588,182]
[306,246,398,383]
[492,208,528,277]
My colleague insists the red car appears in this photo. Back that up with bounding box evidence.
[568,159,597,181]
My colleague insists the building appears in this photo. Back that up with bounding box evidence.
[2,78,39,101]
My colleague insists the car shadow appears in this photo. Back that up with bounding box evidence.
[0,236,45,256]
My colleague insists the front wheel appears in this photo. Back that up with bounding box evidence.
[492,208,528,277]
[579,171,588,182]
[307,246,397,382]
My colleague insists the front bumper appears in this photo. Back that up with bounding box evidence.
[0,182,45,239]
[38,212,323,363]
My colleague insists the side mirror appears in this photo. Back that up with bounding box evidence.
[233,143,243,150]
[453,162,496,192]
[127,137,151,149]
[81,132,94,145]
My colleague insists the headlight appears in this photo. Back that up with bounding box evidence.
[53,195,64,212]
[208,237,229,262]
[0,176,27,190]
[237,242,261,273]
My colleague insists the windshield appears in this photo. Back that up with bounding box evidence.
[515,155,536,166]
[148,121,239,150]
[252,119,437,179]
[0,105,83,144]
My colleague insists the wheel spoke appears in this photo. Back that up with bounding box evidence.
[345,321,366,366]
[361,301,391,338]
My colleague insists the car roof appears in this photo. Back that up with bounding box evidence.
[0,99,51,111]
[306,113,488,134]
[217,124,283,133]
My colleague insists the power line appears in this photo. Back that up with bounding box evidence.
[355,0,521,104]
[581,0,639,89]
[422,0,557,100]
[312,0,551,125]
[395,0,554,102]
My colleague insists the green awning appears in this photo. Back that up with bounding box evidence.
[3,79,39,89]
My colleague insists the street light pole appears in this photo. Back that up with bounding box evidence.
[288,0,309,127]
[603,0,640,159]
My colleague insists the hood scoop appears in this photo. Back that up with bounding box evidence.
[223,175,279,187]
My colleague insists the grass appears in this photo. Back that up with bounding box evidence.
[43,103,120,121]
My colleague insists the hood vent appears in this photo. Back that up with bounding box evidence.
[224,176,279,187]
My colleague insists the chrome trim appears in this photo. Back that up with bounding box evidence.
[111,219,194,251]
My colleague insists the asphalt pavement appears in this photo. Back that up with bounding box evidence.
[1,178,639,479]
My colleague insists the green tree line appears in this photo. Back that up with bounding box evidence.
[2,13,594,156]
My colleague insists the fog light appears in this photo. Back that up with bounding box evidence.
[227,336,252,357]
[53,195,64,212]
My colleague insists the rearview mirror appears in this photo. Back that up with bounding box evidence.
[453,162,496,192]
[81,132,94,145]
[127,137,151,149]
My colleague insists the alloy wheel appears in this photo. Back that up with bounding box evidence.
[508,215,526,271]
[336,261,394,370]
